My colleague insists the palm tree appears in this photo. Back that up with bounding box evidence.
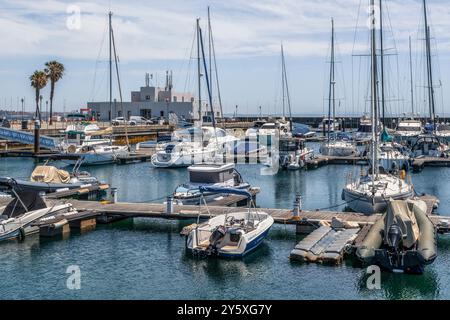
[30,70,48,121]
[44,61,65,125]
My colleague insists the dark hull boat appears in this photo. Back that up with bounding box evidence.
[356,199,437,274]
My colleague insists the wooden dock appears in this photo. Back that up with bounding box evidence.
[306,155,368,169]
[411,156,450,172]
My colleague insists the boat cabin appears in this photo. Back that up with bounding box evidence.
[188,163,236,184]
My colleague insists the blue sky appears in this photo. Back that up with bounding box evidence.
[0,0,450,117]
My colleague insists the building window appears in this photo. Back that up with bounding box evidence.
[118,111,122,117]
[160,111,164,117]
[127,111,132,119]
[146,95,151,100]
[173,96,177,102]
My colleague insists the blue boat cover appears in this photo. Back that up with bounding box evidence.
[199,186,251,198]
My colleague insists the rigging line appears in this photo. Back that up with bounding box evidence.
[90,15,108,101]
[183,24,197,95]
[111,26,129,148]
[208,9,225,124]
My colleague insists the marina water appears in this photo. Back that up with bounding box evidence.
[1,143,450,300]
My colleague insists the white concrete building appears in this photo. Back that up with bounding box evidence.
[87,72,222,122]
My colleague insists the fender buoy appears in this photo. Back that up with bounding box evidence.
[18,228,25,242]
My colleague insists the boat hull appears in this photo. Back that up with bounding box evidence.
[342,188,414,214]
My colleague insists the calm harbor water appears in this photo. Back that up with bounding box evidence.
[1,145,450,300]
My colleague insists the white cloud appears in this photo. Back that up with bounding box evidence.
[0,0,448,61]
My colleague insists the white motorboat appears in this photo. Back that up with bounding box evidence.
[173,163,250,205]
[0,179,77,241]
[354,115,381,143]
[151,126,238,168]
[317,117,340,133]
[435,123,450,142]
[410,135,449,158]
[342,1,414,215]
[377,142,410,172]
[320,140,358,157]
[64,144,129,166]
[394,118,422,144]
[60,124,113,151]
[264,137,314,170]
[186,186,274,258]
[246,119,292,142]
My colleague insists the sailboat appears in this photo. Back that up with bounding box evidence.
[372,1,410,173]
[320,19,358,157]
[394,37,423,144]
[342,1,414,215]
[152,15,237,168]
[411,0,449,157]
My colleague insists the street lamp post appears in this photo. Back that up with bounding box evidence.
[45,100,49,128]
[39,95,43,122]
[21,98,24,123]
[166,98,169,124]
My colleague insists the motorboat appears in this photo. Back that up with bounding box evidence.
[60,124,113,151]
[377,142,410,172]
[435,123,450,142]
[151,126,238,168]
[64,144,129,166]
[246,119,292,142]
[265,137,314,170]
[292,123,316,138]
[353,115,381,143]
[394,118,422,144]
[356,199,436,274]
[320,140,358,157]
[410,135,449,158]
[0,178,77,241]
[173,163,251,205]
[0,158,99,193]
[186,186,274,258]
[151,142,215,168]
[317,117,340,133]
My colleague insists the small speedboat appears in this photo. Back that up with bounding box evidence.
[64,144,129,166]
[410,134,449,158]
[320,140,358,157]
[0,178,77,241]
[173,163,251,205]
[1,158,99,193]
[186,186,274,258]
[356,199,436,274]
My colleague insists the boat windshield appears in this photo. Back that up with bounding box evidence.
[397,126,421,132]
[164,144,176,154]
[437,124,450,132]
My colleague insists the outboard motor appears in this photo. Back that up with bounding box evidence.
[207,225,226,254]
[387,223,402,251]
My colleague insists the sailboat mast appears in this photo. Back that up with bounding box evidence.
[379,0,386,127]
[197,18,202,123]
[281,46,293,132]
[327,19,335,143]
[370,0,379,181]
[423,0,436,129]
[281,44,286,118]
[109,12,113,121]
[409,36,415,115]
[208,7,212,102]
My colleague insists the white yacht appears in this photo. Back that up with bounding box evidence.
[342,2,414,214]
[320,140,358,157]
[410,135,449,158]
[377,142,410,172]
[435,123,450,142]
[60,124,113,151]
[317,118,340,133]
[173,164,250,205]
[354,115,380,143]
[64,144,129,166]
[151,126,238,168]
[186,187,274,258]
[394,118,422,144]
